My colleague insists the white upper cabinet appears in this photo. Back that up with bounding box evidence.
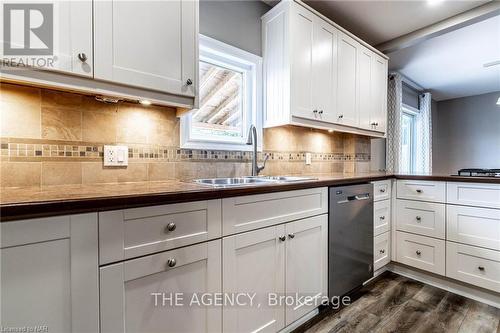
[290,4,337,122]
[336,31,359,128]
[262,0,388,136]
[94,0,197,97]
[370,55,388,132]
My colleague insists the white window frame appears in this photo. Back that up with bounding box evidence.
[401,105,418,173]
[181,35,263,151]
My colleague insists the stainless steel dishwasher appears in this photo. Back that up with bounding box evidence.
[329,183,373,298]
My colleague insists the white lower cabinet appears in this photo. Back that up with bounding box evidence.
[374,232,390,271]
[223,214,328,332]
[447,242,500,293]
[396,231,445,275]
[100,240,222,333]
[0,214,99,333]
[374,199,391,236]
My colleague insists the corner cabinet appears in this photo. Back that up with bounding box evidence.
[0,214,99,333]
[262,0,388,137]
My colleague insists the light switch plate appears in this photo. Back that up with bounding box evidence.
[305,152,312,165]
[104,145,128,166]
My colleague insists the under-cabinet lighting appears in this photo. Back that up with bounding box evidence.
[427,0,444,5]
[328,129,334,133]
[139,99,152,106]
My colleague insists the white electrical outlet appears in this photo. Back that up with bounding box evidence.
[104,145,128,166]
[305,152,312,165]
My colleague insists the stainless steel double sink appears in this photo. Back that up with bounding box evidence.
[194,176,317,188]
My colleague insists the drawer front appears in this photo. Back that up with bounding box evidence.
[396,231,445,275]
[374,232,390,271]
[222,187,328,236]
[396,180,445,203]
[446,242,500,293]
[447,182,500,209]
[374,199,391,236]
[396,199,445,239]
[99,200,222,264]
[372,180,391,202]
[447,205,500,250]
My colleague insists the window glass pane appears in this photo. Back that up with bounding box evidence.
[192,61,244,139]
[401,112,415,173]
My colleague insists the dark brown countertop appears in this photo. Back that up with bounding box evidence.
[1,172,499,222]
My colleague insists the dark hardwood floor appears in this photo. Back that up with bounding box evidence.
[296,272,500,333]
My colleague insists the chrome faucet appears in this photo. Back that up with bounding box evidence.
[246,125,269,176]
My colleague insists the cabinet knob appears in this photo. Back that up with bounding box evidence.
[318,110,323,114]
[379,249,385,254]
[379,216,385,220]
[77,53,87,63]
[338,114,344,119]
[288,233,295,239]
[186,78,193,86]
[313,110,318,114]
[478,266,485,271]
[278,235,286,242]
[416,250,422,256]
[416,189,423,193]
[380,188,386,193]
[416,216,422,222]
[165,222,176,232]
[167,258,177,268]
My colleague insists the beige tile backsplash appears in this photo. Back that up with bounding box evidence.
[0,83,371,187]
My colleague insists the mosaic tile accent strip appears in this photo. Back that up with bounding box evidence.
[2,140,371,163]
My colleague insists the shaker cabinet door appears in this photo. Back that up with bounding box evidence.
[223,225,286,333]
[285,215,328,326]
[336,32,359,127]
[100,240,222,333]
[94,0,197,96]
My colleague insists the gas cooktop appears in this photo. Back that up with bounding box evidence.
[455,168,500,177]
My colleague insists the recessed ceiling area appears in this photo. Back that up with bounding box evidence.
[303,0,490,45]
[388,14,500,101]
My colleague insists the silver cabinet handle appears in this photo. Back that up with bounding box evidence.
[416,250,422,256]
[279,235,286,242]
[313,110,318,114]
[416,189,423,193]
[380,188,386,193]
[379,249,385,254]
[380,216,385,220]
[165,222,176,232]
[416,216,422,222]
[288,233,295,239]
[318,110,323,114]
[478,266,485,271]
[167,258,177,268]
[338,114,344,119]
[186,78,193,85]
[78,53,87,63]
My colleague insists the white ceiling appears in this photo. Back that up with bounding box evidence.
[304,0,490,45]
[388,15,500,101]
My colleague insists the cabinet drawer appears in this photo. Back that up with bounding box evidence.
[396,180,445,203]
[447,182,500,209]
[396,231,445,275]
[222,187,328,236]
[396,199,445,239]
[374,232,390,271]
[372,180,391,202]
[447,242,500,293]
[99,200,221,264]
[447,205,500,250]
[374,199,391,236]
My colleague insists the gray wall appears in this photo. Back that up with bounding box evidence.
[433,91,500,174]
[199,0,271,56]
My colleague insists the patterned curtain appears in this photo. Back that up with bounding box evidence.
[386,73,403,173]
[416,92,432,173]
